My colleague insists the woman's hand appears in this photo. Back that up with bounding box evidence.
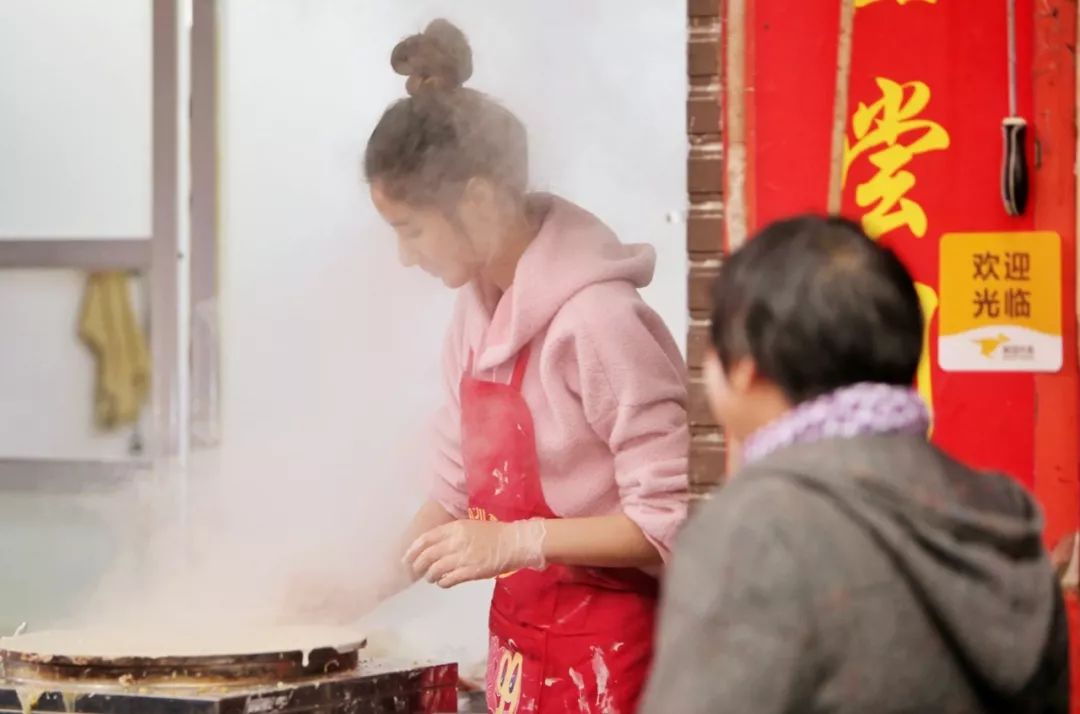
[404,519,547,588]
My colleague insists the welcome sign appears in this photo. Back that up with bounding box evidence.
[938,231,1062,372]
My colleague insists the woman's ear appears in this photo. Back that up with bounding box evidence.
[461,177,498,214]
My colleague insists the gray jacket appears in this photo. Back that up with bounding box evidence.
[641,435,1068,713]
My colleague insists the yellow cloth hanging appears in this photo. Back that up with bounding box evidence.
[78,271,151,430]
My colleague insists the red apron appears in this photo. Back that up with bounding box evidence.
[461,345,659,714]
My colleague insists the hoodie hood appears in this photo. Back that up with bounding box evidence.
[750,434,1056,698]
[468,195,655,371]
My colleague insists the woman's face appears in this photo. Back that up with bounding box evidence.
[370,182,483,289]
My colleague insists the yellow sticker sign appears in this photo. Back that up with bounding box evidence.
[938,231,1062,372]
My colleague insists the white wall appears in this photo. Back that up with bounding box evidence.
[0,0,152,460]
[0,0,151,238]
[216,0,686,664]
[0,1,158,634]
[0,270,147,460]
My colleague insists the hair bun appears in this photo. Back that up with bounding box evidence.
[391,19,473,96]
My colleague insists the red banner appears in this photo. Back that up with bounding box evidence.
[843,0,1039,486]
[753,0,1042,482]
[746,0,1080,705]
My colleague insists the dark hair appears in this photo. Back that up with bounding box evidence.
[363,19,528,207]
[710,215,923,404]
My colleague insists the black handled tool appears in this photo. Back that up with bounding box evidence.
[1001,0,1028,216]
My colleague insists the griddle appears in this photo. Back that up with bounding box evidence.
[0,637,458,713]
[0,638,364,687]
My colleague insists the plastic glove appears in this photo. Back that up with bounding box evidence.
[404,518,547,588]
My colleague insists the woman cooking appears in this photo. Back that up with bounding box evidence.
[364,19,689,713]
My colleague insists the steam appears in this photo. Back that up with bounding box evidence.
[10,0,684,673]
[67,244,448,628]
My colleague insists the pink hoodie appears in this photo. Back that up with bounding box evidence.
[429,196,689,559]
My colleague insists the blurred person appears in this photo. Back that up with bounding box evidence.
[640,216,1068,714]
[295,19,689,713]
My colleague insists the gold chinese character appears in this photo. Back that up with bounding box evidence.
[972,252,1001,281]
[973,288,1000,319]
[843,78,951,239]
[856,0,937,7]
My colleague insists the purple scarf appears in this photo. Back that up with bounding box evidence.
[741,383,931,466]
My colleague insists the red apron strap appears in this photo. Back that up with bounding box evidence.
[510,345,531,392]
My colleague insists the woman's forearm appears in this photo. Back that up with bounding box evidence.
[399,499,457,558]
[377,499,457,598]
[540,514,662,569]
